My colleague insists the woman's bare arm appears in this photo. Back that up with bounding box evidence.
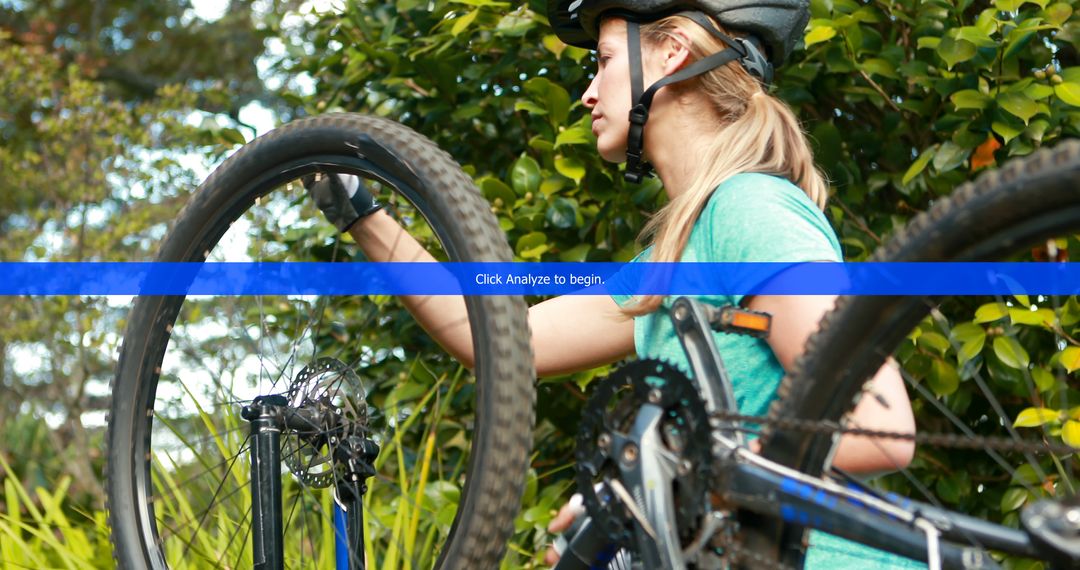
[348,211,635,375]
[748,293,916,473]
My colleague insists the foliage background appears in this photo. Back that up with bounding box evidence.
[3,0,1080,567]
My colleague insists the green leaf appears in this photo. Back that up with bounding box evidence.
[1054,82,1080,107]
[547,85,571,126]
[523,77,571,125]
[450,9,479,36]
[219,128,247,145]
[805,25,837,46]
[559,243,591,262]
[1024,82,1055,100]
[564,46,590,63]
[935,472,963,503]
[951,322,986,344]
[1009,307,1055,327]
[993,336,1030,369]
[919,332,952,355]
[997,92,1039,123]
[1063,420,1080,448]
[860,58,899,79]
[448,0,510,6]
[1001,487,1027,512]
[554,155,585,182]
[542,34,567,58]
[540,176,566,196]
[515,231,548,258]
[1063,296,1080,326]
[957,26,998,47]
[1045,3,1074,25]
[902,145,937,184]
[959,335,986,363]
[974,302,1009,323]
[852,6,885,23]
[510,155,541,195]
[951,89,992,110]
[936,36,977,69]
[545,197,579,229]
[1033,366,1056,392]
[1012,464,1042,485]
[554,126,591,148]
[514,100,547,115]
[917,36,941,50]
[975,9,998,34]
[992,119,1025,143]
[1013,407,1061,427]
[995,0,1024,11]
[495,11,536,37]
[1025,119,1051,142]
[529,134,555,153]
[1004,28,1039,60]
[1060,346,1080,373]
[929,358,961,396]
[480,177,516,205]
[932,141,969,172]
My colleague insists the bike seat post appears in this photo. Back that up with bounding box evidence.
[242,395,289,570]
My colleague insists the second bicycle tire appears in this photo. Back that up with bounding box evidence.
[753,140,1080,567]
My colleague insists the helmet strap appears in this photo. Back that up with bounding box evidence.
[625,20,651,184]
[620,11,774,184]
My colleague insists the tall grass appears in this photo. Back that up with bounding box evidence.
[0,453,113,569]
[0,361,568,569]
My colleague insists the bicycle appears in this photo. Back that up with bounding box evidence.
[105,111,1080,569]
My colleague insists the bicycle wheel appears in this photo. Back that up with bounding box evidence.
[751,140,1080,567]
[106,113,535,569]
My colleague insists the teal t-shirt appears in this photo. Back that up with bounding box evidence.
[611,173,924,569]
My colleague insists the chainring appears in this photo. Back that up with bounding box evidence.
[282,357,369,488]
[576,358,714,547]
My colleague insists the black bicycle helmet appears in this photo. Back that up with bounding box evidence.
[546,0,810,182]
[547,0,809,65]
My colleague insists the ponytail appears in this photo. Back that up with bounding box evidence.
[621,15,828,317]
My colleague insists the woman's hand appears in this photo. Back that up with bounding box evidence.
[544,495,585,566]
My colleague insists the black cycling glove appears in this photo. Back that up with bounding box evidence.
[303,173,382,232]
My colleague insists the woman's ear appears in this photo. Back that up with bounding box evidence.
[660,29,692,76]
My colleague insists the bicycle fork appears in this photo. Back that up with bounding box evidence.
[243,394,378,570]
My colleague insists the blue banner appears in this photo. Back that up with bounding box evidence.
[0,262,1076,296]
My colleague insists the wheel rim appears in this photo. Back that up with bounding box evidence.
[117,150,523,569]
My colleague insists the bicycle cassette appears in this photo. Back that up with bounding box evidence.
[282,358,369,488]
[576,358,713,546]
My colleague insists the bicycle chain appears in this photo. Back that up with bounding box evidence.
[711,410,1077,455]
[707,410,1074,569]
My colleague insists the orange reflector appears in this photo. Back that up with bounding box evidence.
[731,311,770,332]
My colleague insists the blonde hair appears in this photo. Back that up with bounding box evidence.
[623,14,829,316]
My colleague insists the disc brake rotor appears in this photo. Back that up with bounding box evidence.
[282,357,369,488]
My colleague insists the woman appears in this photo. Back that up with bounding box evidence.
[305,2,919,566]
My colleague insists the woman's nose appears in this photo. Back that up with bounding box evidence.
[581,74,599,109]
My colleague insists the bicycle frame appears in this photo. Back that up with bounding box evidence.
[555,296,1080,570]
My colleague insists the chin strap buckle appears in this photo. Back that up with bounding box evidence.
[624,104,653,183]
